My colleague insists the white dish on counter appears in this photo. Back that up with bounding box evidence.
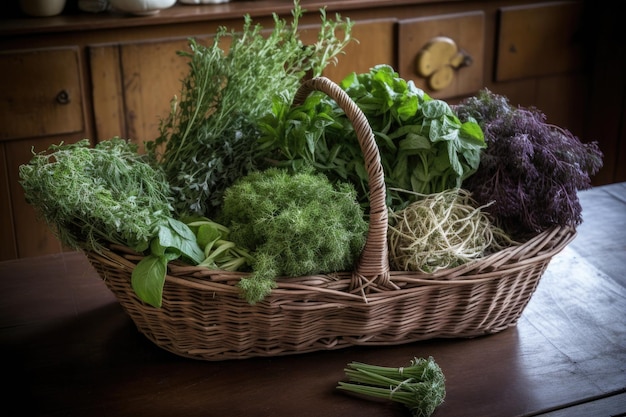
[108,0,177,15]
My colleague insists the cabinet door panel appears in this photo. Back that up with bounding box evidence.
[91,38,209,148]
[490,74,584,138]
[0,47,84,141]
[5,136,67,259]
[398,11,485,99]
[0,144,17,261]
[89,45,126,143]
[120,39,196,145]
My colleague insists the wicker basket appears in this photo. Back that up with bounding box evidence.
[85,77,577,361]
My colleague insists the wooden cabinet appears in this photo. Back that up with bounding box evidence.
[0,0,622,261]
[495,1,584,81]
[397,11,486,99]
[89,38,197,146]
[0,47,84,140]
[0,47,90,259]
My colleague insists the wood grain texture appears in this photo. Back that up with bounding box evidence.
[119,38,198,147]
[0,144,17,260]
[4,136,69,259]
[0,47,84,141]
[495,1,584,81]
[318,19,396,83]
[89,44,126,143]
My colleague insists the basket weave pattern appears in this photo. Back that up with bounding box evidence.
[86,77,576,361]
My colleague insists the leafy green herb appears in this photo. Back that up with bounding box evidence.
[258,64,485,212]
[19,138,204,308]
[148,0,354,219]
[218,168,367,304]
[19,138,172,253]
[454,89,604,239]
[337,356,446,417]
[185,216,255,271]
[131,216,205,308]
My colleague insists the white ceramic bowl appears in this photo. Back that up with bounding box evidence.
[108,0,177,16]
[19,0,67,17]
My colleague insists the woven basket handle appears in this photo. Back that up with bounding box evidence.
[293,77,393,293]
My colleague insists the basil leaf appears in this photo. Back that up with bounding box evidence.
[131,254,168,308]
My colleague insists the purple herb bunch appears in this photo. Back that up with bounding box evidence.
[454,89,603,239]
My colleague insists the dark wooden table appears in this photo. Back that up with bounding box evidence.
[2,183,625,417]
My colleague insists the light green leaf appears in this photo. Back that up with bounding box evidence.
[197,223,224,249]
[459,121,486,146]
[131,254,168,308]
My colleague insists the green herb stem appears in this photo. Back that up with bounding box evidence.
[337,357,446,417]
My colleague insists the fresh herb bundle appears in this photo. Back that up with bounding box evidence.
[337,356,446,417]
[148,0,354,219]
[454,89,604,239]
[219,168,367,304]
[185,216,255,271]
[19,138,172,252]
[19,138,205,308]
[258,64,485,212]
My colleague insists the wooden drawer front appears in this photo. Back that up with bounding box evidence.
[496,1,584,81]
[0,47,84,141]
[398,11,485,99]
[316,19,396,83]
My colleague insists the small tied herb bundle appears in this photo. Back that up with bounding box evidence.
[454,89,604,239]
[337,356,446,417]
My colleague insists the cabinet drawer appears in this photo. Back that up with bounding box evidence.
[496,1,584,81]
[398,11,485,99]
[316,18,396,83]
[0,47,84,141]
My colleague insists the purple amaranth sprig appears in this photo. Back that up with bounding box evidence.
[454,89,603,239]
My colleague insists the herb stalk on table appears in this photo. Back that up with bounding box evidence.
[337,356,446,417]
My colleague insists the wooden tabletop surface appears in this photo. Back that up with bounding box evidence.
[1,182,625,417]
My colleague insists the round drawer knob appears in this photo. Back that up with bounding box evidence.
[415,37,472,91]
[56,90,71,105]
